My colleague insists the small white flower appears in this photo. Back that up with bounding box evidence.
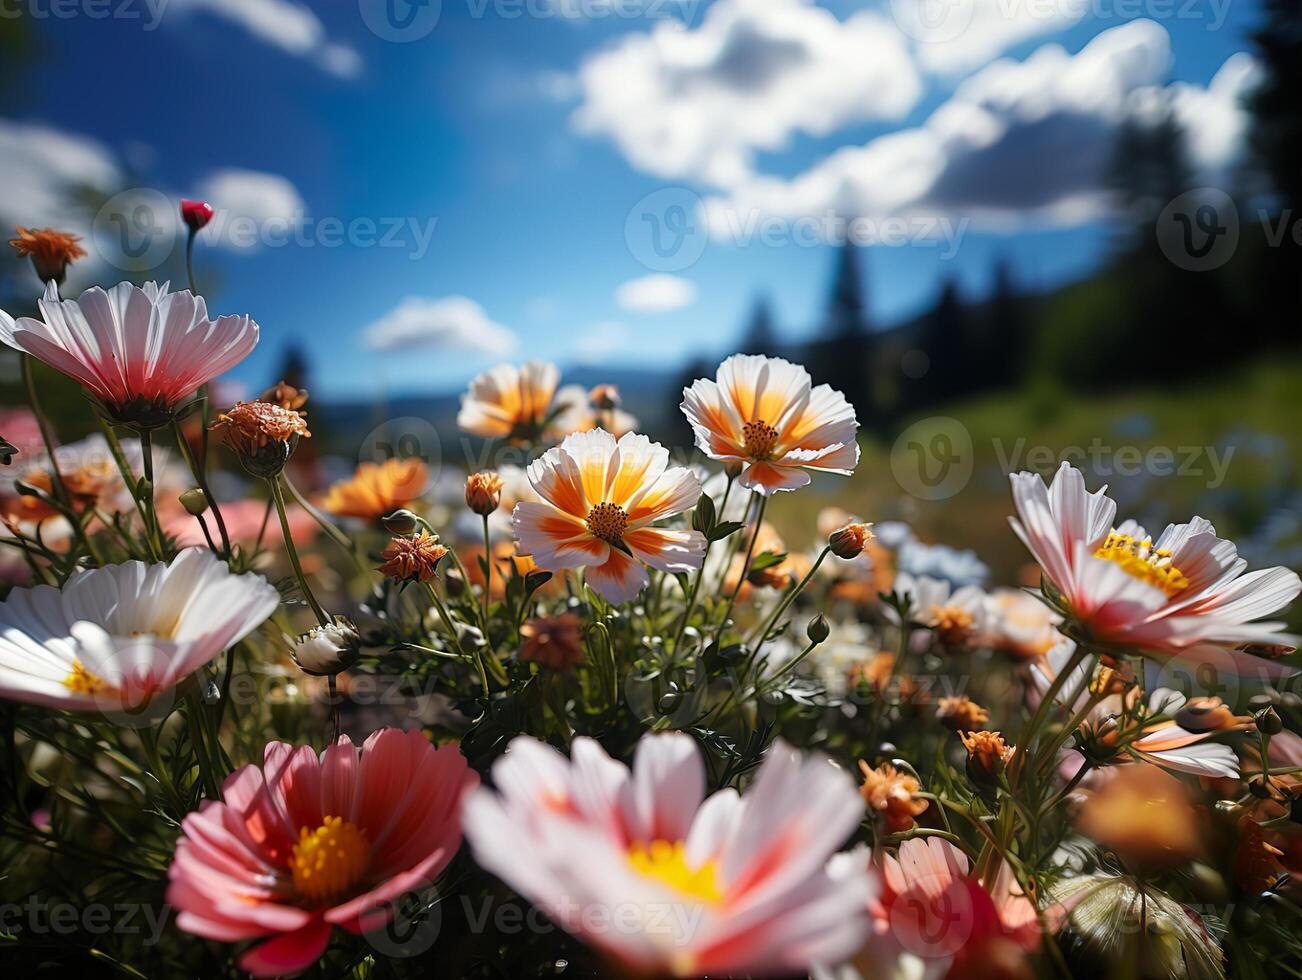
[290,618,361,676]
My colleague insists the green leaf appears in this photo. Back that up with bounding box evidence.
[691,493,716,535]
[748,550,787,572]
[708,521,744,542]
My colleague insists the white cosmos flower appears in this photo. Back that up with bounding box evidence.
[892,573,989,646]
[1032,640,1240,780]
[0,548,279,715]
[1010,462,1301,671]
[463,732,874,978]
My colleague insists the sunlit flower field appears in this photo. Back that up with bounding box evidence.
[1,217,1300,979]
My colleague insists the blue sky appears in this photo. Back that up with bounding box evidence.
[2,0,1266,399]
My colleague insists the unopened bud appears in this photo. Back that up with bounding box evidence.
[465,471,504,517]
[180,198,214,232]
[290,617,360,676]
[1256,705,1285,735]
[179,487,209,516]
[381,509,419,535]
[807,614,831,644]
[588,384,621,411]
[828,522,874,559]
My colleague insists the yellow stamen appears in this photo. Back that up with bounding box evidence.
[290,816,370,905]
[586,501,628,543]
[627,840,723,904]
[64,660,112,695]
[742,420,779,460]
[930,605,975,646]
[1094,532,1189,596]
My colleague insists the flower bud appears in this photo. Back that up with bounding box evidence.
[806,614,831,644]
[381,509,420,535]
[465,471,504,517]
[828,521,874,559]
[291,617,360,676]
[961,730,1014,787]
[1256,705,1284,735]
[180,199,214,232]
[179,487,210,516]
[588,384,621,411]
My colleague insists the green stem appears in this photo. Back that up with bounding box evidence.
[425,582,488,699]
[172,419,231,556]
[481,513,493,628]
[270,477,330,626]
[712,493,767,647]
[747,546,830,652]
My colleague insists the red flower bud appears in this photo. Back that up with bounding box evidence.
[180,199,214,232]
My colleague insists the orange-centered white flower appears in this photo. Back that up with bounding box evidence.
[1010,462,1300,671]
[681,354,859,495]
[463,733,874,978]
[512,429,706,603]
[457,361,588,443]
[0,281,259,428]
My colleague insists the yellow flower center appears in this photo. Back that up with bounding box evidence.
[627,840,723,905]
[290,816,371,905]
[742,419,780,460]
[1094,532,1190,596]
[586,501,629,543]
[64,660,113,695]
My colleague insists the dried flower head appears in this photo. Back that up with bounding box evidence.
[936,695,990,731]
[519,613,585,671]
[961,730,1015,784]
[9,226,86,283]
[210,401,310,477]
[259,380,308,411]
[1176,696,1253,733]
[828,521,874,559]
[465,471,504,517]
[858,760,928,832]
[378,530,448,583]
[290,617,361,676]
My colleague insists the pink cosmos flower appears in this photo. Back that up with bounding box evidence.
[167,730,477,977]
[1009,462,1299,671]
[681,354,859,495]
[0,280,258,426]
[463,732,873,977]
[512,429,705,603]
[825,838,1042,980]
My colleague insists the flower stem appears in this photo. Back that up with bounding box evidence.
[172,419,231,557]
[425,582,489,699]
[481,513,493,628]
[270,476,330,627]
[713,493,767,648]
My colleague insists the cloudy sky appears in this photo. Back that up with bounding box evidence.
[1,0,1262,398]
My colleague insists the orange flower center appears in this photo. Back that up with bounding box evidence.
[1094,532,1189,596]
[586,501,628,542]
[627,840,722,904]
[742,420,780,460]
[291,816,370,905]
[931,605,975,645]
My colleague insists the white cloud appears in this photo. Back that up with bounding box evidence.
[571,0,921,187]
[703,21,1258,234]
[571,321,632,364]
[897,0,1086,75]
[0,119,120,233]
[168,0,362,79]
[194,169,307,251]
[615,274,697,312]
[362,297,518,355]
